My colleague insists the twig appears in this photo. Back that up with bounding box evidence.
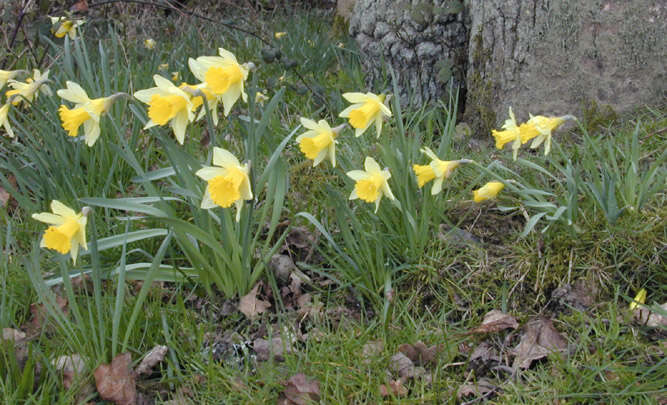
[2,0,33,69]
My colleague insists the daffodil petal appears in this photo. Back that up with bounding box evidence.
[32,213,65,225]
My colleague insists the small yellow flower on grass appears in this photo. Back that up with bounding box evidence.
[255,91,269,104]
[57,81,122,146]
[188,48,251,116]
[296,118,343,167]
[196,147,252,222]
[50,16,85,39]
[523,114,576,156]
[339,92,392,137]
[473,181,505,203]
[0,103,15,138]
[144,38,156,50]
[629,288,647,310]
[492,107,521,160]
[6,69,52,107]
[32,201,88,264]
[134,75,194,144]
[0,69,24,88]
[347,157,395,212]
[274,32,287,39]
[412,147,470,195]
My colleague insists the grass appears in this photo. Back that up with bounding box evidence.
[1,4,666,404]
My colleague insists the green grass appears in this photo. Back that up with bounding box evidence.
[1,5,665,404]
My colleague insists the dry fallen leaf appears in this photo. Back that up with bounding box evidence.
[362,340,384,364]
[53,354,87,389]
[512,317,567,369]
[254,336,292,362]
[23,295,69,335]
[551,278,599,310]
[135,345,168,376]
[389,352,415,379]
[457,378,496,399]
[633,303,667,328]
[469,310,519,334]
[238,284,271,320]
[94,352,137,405]
[379,379,408,397]
[0,186,9,208]
[398,341,442,366]
[270,254,296,283]
[280,373,320,405]
[2,328,26,343]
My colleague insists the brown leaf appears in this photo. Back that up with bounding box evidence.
[2,328,26,343]
[398,341,441,366]
[0,186,9,208]
[270,254,295,283]
[470,310,519,334]
[70,0,89,12]
[457,378,496,399]
[633,303,667,327]
[135,345,168,376]
[551,278,599,310]
[379,379,408,397]
[389,352,415,379]
[281,373,320,405]
[253,336,292,362]
[238,284,271,320]
[23,295,68,335]
[53,354,87,389]
[512,317,567,369]
[94,352,136,405]
[286,226,316,251]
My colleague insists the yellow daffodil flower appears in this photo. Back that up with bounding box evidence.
[0,103,15,138]
[473,181,505,203]
[134,74,195,145]
[50,16,85,39]
[347,156,395,212]
[32,201,88,264]
[6,69,52,107]
[412,147,470,195]
[188,48,251,116]
[523,114,576,156]
[179,82,220,125]
[296,118,344,167]
[274,32,287,39]
[255,91,269,104]
[491,107,522,160]
[57,81,122,146]
[339,92,392,137]
[158,63,169,71]
[171,72,180,82]
[629,288,647,310]
[144,38,156,50]
[0,69,24,88]
[195,147,252,222]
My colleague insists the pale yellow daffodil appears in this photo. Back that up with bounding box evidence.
[6,69,52,107]
[255,91,269,105]
[0,69,25,88]
[473,181,505,203]
[412,147,470,195]
[339,92,392,137]
[347,156,395,212]
[134,75,195,144]
[32,201,88,264]
[0,103,15,138]
[195,147,253,222]
[50,16,85,39]
[491,107,522,160]
[188,48,251,116]
[57,81,122,146]
[144,38,156,50]
[523,114,576,156]
[296,118,343,167]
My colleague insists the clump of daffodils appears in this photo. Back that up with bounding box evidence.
[50,16,85,39]
[296,118,345,168]
[473,181,505,203]
[196,147,253,222]
[6,69,52,107]
[412,147,471,195]
[339,92,392,137]
[188,48,252,116]
[347,157,395,212]
[33,201,89,264]
[57,81,124,146]
[134,75,195,144]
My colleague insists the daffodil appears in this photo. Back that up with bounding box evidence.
[473,181,505,203]
[255,91,269,105]
[339,92,392,137]
[144,38,156,50]
[491,107,522,160]
[629,288,647,310]
[412,147,470,195]
[0,69,24,88]
[195,147,252,222]
[0,103,15,138]
[274,32,287,39]
[296,118,344,167]
[179,82,220,125]
[347,157,395,212]
[522,114,575,156]
[32,201,88,264]
[57,81,122,146]
[6,69,52,107]
[171,72,180,82]
[158,63,169,71]
[50,16,85,39]
[188,48,251,116]
[134,75,194,144]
